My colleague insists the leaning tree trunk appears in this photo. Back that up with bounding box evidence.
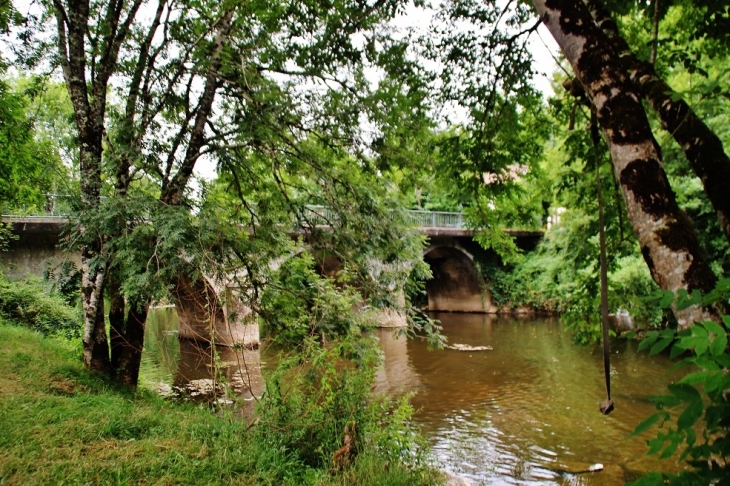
[583,0,730,244]
[532,0,717,329]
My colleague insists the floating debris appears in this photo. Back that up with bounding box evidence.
[447,344,493,352]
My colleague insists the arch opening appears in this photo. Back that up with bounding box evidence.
[423,246,491,313]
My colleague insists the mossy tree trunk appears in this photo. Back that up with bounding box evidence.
[584,0,730,244]
[532,0,717,328]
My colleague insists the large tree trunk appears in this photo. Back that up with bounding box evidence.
[80,246,111,373]
[583,0,730,244]
[532,0,717,329]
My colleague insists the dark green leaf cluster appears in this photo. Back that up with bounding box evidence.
[630,279,730,485]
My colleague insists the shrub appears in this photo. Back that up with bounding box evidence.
[0,273,81,339]
[252,336,434,484]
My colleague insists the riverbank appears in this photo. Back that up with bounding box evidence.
[0,320,441,485]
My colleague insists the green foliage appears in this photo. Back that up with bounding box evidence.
[0,221,18,251]
[630,279,730,485]
[43,260,81,306]
[254,334,431,481]
[0,272,81,339]
[0,76,71,213]
[261,252,367,346]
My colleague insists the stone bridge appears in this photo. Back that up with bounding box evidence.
[1,212,542,345]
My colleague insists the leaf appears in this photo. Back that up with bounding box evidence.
[650,337,674,356]
[659,290,674,309]
[678,371,714,386]
[631,413,663,437]
[647,436,666,455]
[695,339,709,356]
[723,315,730,328]
[675,336,699,350]
[685,427,696,448]
[659,439,679,460]
[677,400,704,430]
[705,372,723,394]
[717,278,730,292]
[675,289,689,309]
[693,357,720,371]
[710,334,728,358]
[690,325,708,338]
[659,328,677,339]
[649,396,681,409]
[714,354,730,368]
[638,332,659,352]
[668,383,701,402]
[669,344,686,359]
[701,320,725,336]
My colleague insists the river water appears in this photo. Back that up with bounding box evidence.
[140,308,686,485]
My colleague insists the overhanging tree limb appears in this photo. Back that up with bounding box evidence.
[532,0,717,329]
[583,0,730,244]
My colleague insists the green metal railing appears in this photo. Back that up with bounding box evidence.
[302,206,464,228]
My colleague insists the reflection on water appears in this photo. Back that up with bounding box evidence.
[141,307,264,408]
[141,308,686,484]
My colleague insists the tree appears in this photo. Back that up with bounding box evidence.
[531,0,719,328]
[8,0,430,386]
[585,0,730,245]
[0,76,69,212]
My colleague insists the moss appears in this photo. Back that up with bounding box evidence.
[619,158,675,218]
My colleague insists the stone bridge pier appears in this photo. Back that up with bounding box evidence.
[172,274,259,347]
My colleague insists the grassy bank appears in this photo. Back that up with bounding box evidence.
[0,321,440,485]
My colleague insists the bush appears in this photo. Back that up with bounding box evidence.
[252,336,435,484]
[0,273,81,339]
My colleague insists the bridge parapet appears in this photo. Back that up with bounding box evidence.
[2,206,543,239]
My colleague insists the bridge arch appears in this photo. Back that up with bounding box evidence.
[423,245,492,313]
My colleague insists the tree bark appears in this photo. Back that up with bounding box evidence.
[53,0,110,371]
[584,0,730,244]
[53,0,143,374]
[532,0,717,328]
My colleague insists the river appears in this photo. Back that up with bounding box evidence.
[140,308,686,485]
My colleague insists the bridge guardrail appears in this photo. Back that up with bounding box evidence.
[301,206,465,229]
[3,196,469,230]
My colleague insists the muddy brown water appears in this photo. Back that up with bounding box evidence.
[141,308,686,485]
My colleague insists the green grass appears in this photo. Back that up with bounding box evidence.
[0,320,442,485]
